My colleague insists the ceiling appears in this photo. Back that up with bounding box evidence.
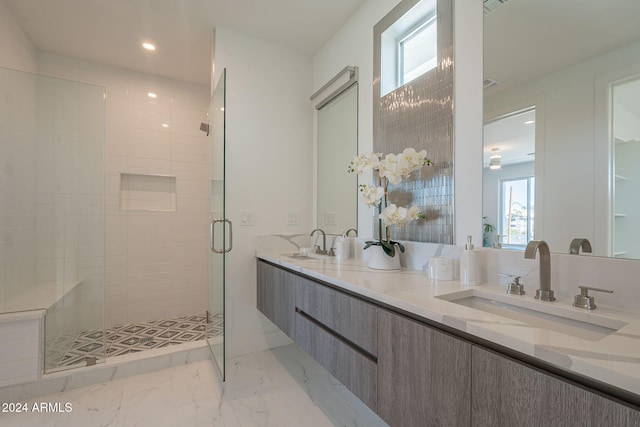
[8,1,640,96]
[484,0,640,96]
[4,0,367,86]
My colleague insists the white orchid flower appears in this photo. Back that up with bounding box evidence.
[396,205,421,226]
[379,153,404,185]
[349,152,381,174]
[360,184,384,207]
[379,204,408,226]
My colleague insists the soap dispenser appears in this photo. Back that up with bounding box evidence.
[460,235,482,285]
[334,230,350,261]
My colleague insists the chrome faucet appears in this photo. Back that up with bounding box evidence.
[310,228,327,255]
[573,286,613,310]
[524,240,555,301]
[569,238,592,255]
[345,228,358,237]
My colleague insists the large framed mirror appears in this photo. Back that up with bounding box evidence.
[483,0,640,259]
[314,69,359,235]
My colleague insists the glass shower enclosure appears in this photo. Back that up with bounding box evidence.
[0,66,106,373]
[208,69,228,379]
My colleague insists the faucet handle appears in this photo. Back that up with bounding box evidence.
[573,286,613,310]
[498,273,525,295]
[569,238,592,255]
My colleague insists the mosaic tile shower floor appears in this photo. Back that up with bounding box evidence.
[55,313,223,368]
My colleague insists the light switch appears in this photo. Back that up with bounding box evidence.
[240,210,254,226]
[287,211,300,225]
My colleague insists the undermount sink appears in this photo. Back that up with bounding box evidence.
[437,290,628,342]
[285,252,330,261]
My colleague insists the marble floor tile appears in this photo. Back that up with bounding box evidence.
[0,344,388,427]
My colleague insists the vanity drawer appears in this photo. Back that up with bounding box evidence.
[295,276,377,356]
[256,260,296,339]
[296,311,377,411]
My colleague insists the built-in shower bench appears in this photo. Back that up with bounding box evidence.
[0,280,82,387]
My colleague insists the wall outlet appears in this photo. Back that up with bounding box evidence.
[287,211,300,225]
[325,212,337,226]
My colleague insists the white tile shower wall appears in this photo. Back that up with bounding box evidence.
[37,55,211,328]
[34,76,106,341]
[0,67,38,305]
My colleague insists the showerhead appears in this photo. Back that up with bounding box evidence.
[200,122,210,136]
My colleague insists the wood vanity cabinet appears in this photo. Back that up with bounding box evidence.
[256,260,378,410]
[256,260,640,426]
[295,272,378,411]
[472,346,640,426]
[377,309,472,427]
[256,260,296,339]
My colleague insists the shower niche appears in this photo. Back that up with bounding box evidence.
[120,173,177,212]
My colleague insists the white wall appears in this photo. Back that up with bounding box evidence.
[213,27,313,356]
[0,0,37,73]
[0,68,37,304]
[453,0,484,246]
[0,3,38,305]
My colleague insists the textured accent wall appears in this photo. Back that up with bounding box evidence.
[373,0,454,244]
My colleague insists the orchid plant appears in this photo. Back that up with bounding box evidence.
[348,148,432,257]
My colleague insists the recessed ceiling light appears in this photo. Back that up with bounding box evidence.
[162,123,169,128]
[147,92,157,98]
[524,120,535,125]
[142,42,156,51]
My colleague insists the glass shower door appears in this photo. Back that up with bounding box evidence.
[208,69,228,379]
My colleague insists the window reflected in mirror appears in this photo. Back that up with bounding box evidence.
[483,108,536,249]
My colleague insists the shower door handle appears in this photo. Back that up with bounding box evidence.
[210,218,233,253]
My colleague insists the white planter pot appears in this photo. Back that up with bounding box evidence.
[367,245,401,270]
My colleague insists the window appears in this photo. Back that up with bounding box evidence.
[399,15,437,86]
[380,0,437,96]
[500,177,535,248]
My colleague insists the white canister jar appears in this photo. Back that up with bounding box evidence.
[429,257,454,281]
[334,236,349,260]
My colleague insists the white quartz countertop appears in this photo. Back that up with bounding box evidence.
[257,252,640,400]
